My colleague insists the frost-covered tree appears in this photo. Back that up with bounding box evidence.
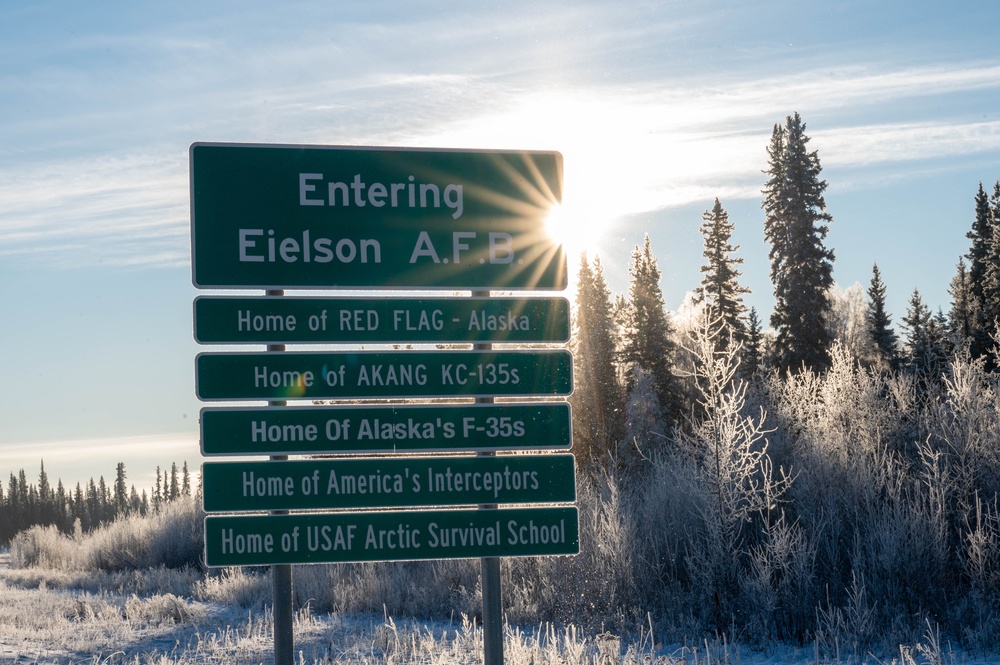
[676,312,791,627]
[572,253,623,470]
[622,234,678,423]
[828,282,878,365]
[867,263,898,368]
[694,198,749,352]
[619,365,666,468]
[762,112,835,372]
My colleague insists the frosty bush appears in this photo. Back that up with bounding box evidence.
[9,497,202,572]
[10,340,1000,652]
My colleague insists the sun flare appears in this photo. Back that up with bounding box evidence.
[543,184,618,267]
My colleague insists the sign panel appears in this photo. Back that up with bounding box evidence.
[190,143,566,290]
[202,454,575,512]
[195,349,573,401]
[200,402,572,456]
[194,296,570,344]
[204,506,579,566]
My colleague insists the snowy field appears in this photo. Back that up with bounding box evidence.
[0,558,991,665]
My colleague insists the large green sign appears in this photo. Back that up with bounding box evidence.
[204,507,579,566]
[200,402,572,456]
[195,349,573,401]
[202,454,575,512]
[194,296,570,344]
[190,143,566,290]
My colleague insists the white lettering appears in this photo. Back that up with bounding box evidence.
[300,173,463,218]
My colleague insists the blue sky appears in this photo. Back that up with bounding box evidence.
[2,0,999,489]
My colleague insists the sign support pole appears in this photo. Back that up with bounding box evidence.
[268,290,294,665]
[475,290,504,665]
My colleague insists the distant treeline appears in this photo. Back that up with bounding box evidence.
[0,461,194,543]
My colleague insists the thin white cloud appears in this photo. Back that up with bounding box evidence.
[815,120,1000,167]
[0,151,189,268]
[0,432,199,489]
[2,58,999,268]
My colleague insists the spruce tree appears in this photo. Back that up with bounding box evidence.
[968,182,992,297]
[114,462,128,516]
[743,307,764,377]
[97,476,109,522]
[86,478,99,525]
[967,182,994,359]
[983,180,1000,363]
[154,466,162,509]
[762,112,835,372]
[169,463,180,501]
[901,289,944,382]
[72,482,87,531]
[54,481,68,532]
[867,263,898,368]
[949,258,975,345]
[571,253,622,470]
[622,234,678,422]
[7,473,20,536]
[37,461,51,526]
[695,198,749,352]
[17,469,29,530]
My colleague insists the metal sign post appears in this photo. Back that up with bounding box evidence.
[267,290,293,665]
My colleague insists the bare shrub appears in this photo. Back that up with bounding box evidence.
[195,567,270,610]
[10,524,73,569]
[670,315,795,636]
[291,558,480,619]
[9,498,202,573]
[505,472,640,627]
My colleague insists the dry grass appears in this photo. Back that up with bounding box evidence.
[0,569,974,665]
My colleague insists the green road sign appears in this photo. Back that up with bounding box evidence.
[200,402,572,456]
[195,349,573,401]
[194,295,570,344]
[190,143,566,290]
[202,454,576,512]
[204,506,579,566]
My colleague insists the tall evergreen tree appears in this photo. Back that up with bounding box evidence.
[114,462,128,516]
[901,289,945,382]
[622,234,678,422]
[572,253,623,470]
[86,478,100,525]
[762,112,835,372]
[983,180,1000,363]
[695,198,749,352]
[967,182,994,359]
[866,263,898,368]
[54,480,68,531]
[949,258,975,345]
[17,469,29,529]
[742,307,764,377]
[97,476,109,522]
[169,463,180,501]
[72,482,87,530]
[7,473,20,536]
[968,182,992,297]
[154,466,163,510]
[36,461,52,525]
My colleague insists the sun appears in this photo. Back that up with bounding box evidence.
[543,183,617,268]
